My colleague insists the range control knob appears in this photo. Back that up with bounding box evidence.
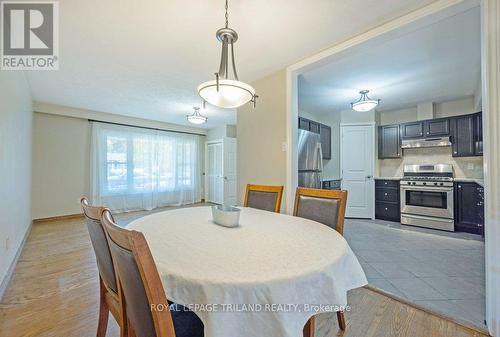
[423,182,427,185]
[407,182,411,185]
[434,182,438,186]
[412,182,416,185]
[440,182,444,186]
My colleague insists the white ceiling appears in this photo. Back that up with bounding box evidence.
[298,6,481,115]
[25,0,438,128]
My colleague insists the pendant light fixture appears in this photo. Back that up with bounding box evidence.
[350,90,380,112]
[197,0,257,109]
[186,107,207,125]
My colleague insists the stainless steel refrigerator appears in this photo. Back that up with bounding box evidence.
[298,129,323,188]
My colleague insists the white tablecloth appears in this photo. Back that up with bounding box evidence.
[127,206,367,337]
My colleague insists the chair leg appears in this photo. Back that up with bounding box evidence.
[97,280,109,337]
[337,311,346,330]
[303,316,315,337]
[127,318,137,337]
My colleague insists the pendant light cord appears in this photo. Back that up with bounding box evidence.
[225,0,229,28]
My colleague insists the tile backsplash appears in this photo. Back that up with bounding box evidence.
[378,147,484,179]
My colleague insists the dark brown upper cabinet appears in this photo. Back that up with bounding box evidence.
[474,112,483,155]
[451,114,476,157]
[378,124,401,159]
[320,124,331,160]
[298,117,310,131]
[298,117,331,160]
[309,121,320,134]
[424,118,450,137]
[401,121,424,139]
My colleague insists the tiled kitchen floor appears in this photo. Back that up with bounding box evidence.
[344,218,485,329]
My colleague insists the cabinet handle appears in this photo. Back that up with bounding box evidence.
[384,193,388,196]
[454,151,458,154]
[384,182,388,185]
[458,185,462,189]
[385,208,388,211]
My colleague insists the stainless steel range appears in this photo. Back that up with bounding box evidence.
[400,164,454,231]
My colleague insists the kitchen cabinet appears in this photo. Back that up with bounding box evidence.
[299,117,311,131]
[454,182,484,235]
[378,124,401,159]
[298,117,331,159]
[322,179,341,190]
[377,112,482,158]
[451,113,477,157]
[309,121,320,134]
[375,179,400,222]
[424,118,450,137]
[474,112,483,155]
[401,121,424,139]
[320,124,331,159]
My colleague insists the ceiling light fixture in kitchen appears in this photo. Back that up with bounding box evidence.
[350,90,380,112]
[197,0,258,109]
[186,107,207,125]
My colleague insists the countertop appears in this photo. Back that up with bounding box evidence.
[374,177,402,181]
[453,178,484,187]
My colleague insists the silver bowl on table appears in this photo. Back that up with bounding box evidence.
[211,205,240,228]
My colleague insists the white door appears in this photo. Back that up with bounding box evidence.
[205,142,224,204]
[341,124,375,218]
[223,138,237,206]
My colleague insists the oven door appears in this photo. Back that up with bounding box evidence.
[400,185,454,219]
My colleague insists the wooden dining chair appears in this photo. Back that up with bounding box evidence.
[243,184,284,213]
[100,209,204,337]
[80,197,123,337]
[293,187,348,334]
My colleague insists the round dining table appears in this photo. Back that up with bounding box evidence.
[127,206,367,337]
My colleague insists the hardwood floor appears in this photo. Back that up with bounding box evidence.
[0,209,489,337]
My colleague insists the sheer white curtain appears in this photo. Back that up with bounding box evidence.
[90,122,202,213]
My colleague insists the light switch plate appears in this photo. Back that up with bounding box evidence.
[281,142,287,152]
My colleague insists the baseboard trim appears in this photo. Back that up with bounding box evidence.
[33,213,84,224]
[364,285,490,335]
[0,221,32,301]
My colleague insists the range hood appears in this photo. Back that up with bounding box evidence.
[401,136,452,149]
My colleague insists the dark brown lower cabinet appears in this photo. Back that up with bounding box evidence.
[454,182,484,235]
[375,179,400,222]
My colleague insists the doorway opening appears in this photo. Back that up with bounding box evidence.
[286,0,491,331]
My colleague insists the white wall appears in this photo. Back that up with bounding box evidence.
[237,69,287,208]
[433,96,475,118]
[379,107,418,125]
[207,124,237,141]
[32,105,207,219]
[0,72,33,294]
[378,96,476,125]
[32,113,90,219]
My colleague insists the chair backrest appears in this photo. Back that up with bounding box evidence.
[293,187,348,235]
[80,197,118,294]
[244,184,284,213]
[101,209,176,337]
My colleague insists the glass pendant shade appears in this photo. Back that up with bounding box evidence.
[186,107,207,124]
[351,90,380,112]
[197,0,257,109]
[198,79,256,109]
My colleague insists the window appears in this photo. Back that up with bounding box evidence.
[91,123,202,212]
